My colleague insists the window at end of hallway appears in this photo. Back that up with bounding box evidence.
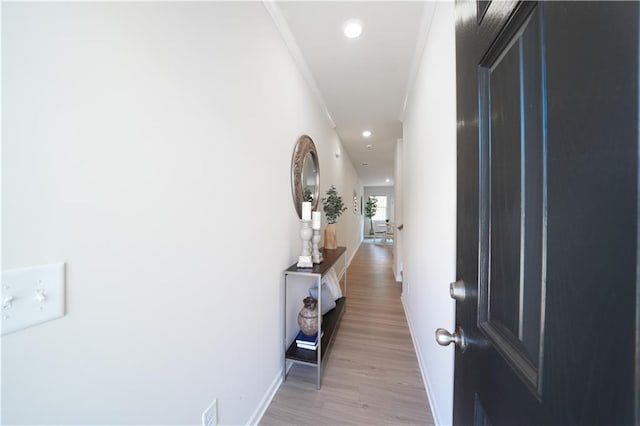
[371,196,387,221]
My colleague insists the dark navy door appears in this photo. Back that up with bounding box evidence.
[452,2,639,424]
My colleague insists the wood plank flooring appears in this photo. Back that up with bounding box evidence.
[261,240,434,425]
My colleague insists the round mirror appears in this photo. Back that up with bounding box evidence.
[291,135,320,218]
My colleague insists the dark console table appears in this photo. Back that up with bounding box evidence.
[283,246,347,389]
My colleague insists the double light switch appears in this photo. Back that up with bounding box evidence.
[2,263,66,335]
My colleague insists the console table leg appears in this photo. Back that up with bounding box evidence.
[283,274,287,383]
[344,254,348,306]
[316,275,322,390]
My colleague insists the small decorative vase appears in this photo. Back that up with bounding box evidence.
[298,296,319,336]
[324,223,338,249]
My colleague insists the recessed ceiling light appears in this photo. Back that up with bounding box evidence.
[385,178,391,183]
[343,19,363,39]
[362,130,372,138]
[362,162,369,166]
[366,144,373,149]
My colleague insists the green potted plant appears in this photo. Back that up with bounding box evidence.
[322,185,347,249]
[303,187,313,203]
[365,197,378,236]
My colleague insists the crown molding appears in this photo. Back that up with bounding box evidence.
[400,1,437,122]
[263,1,336,129]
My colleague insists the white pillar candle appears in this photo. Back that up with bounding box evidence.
[312,211,322,230]
[302,202,312,221]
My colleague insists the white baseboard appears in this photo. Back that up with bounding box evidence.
[246,370,281,425]
[393,265,402,283]
[401,294,442,426]
[337,239,362,281]
[246,363,293,425]
[347,239,362,267]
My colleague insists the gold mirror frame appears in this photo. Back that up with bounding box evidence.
[291,135,320,219]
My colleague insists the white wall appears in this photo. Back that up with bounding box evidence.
[324,154,363,263]
[363,186,394,236]
[1,3,361,424]
[401,2,456,425]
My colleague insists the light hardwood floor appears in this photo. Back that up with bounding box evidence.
[261,240,434,425]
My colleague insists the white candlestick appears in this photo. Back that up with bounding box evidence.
[312,211,321,230]
[297,220,313,268]
[302,202,312,221]
[312,228,323,264]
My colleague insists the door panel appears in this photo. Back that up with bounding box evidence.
[487,40,522,338]
[478,5,544,395]
[454,1,639,425]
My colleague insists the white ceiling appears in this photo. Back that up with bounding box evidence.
[269,1,429,187]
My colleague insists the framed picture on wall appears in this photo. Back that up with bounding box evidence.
[353,189,358,214]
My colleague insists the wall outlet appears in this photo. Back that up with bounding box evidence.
[202,398,217,426]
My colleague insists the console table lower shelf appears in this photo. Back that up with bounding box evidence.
[284,297,345,386]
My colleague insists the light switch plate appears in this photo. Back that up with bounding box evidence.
[202,398,217,426]
[2,263,66,335]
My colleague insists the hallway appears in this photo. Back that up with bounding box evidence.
[261,241,434,425]
[0,2,460,423]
